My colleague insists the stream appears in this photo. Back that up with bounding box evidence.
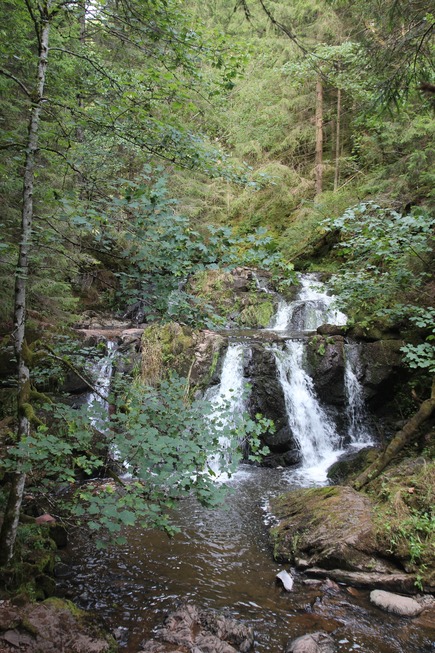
[58,274,434,653]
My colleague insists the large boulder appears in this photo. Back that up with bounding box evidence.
[269,486,403,576]
[285,631,336,653]
[306,335,346,406]
[0,598,114,653]
[370,590,424,617]
[356,340,406,407]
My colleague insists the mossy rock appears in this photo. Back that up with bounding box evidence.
[236,298,275,328]
[141,322,195,384]
[187,268,278,327]
[269,486,400,574]
[327,447,378,484]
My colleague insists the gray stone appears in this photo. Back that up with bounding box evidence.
[285,631,336,653]
[370,589,424,617]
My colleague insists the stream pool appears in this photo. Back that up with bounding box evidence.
[58,465,434,653]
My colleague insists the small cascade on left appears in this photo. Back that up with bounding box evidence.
[204,343,248,480]
[85,340,117,432]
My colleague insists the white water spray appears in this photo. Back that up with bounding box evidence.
[205,343,248,479]
[272,342,344,484]
[344,343,373,446]
[86,340,117,428]
[269,274,347,332]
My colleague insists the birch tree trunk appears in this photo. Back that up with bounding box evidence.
[315,76,323,196]
[0,4,51,566]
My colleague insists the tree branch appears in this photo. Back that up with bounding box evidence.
[0,69,32,98]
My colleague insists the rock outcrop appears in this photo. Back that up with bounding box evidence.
[269,485,422,592]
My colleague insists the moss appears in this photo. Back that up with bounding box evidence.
[237,299,275,328]
[141,322,195,384]
[43,596,87,619]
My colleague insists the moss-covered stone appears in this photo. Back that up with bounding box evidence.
[237,299,275,328]
[141,322,195,384]
[327,447,378,484]
[269,486,399,573]
[187,268,278,328]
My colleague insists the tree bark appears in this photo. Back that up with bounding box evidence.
[0,4,51,566]
[334,87,341,192]
[353,378,435,491]
[315,76,323,196]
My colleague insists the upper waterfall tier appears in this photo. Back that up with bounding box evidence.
[269,274,347,332]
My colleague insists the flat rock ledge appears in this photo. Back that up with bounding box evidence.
[370,589,424,617]
[139,603,254,653]
[304,568,418,593]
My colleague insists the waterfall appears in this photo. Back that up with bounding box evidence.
[85,340,117,430]
[344,343,373,446]
[269,273,347,332]
[272,342,344,484]
[205,343,248,479]
[205,273,372,485]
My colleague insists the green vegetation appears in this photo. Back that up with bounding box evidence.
[0,0,433,574]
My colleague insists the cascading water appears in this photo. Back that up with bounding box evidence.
[265,274,371,483]
[269,273,347,332]
[272,342,344,484]
[344,343,373,445]
[204,343,248,479]
[85,340,117,428]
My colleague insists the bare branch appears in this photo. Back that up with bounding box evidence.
[0,69,32,98]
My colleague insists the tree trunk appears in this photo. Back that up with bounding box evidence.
[353,378,435,491]
[334,87,341,191]
[315,76,323,196]
[0,5,51,566]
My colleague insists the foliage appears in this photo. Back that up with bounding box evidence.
[373,459,435,588]
[324,201,435,374]
[0,371,271,546]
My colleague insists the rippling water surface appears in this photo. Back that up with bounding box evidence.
[59,465,434,653]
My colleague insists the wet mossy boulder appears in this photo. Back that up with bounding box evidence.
[187,268,277,328]
[327,447,378,484]
[306,335,346,406]
[141,322,225,390]
[269,486,400,574]
[0,597,116,653]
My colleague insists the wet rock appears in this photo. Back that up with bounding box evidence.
[326,447,378,484]
[246,345,295,453]
[139,603,254,653]
[0,598,114,653]
[285,631,336,653]
[270,486,403,576]
[357,340,406,406]
[306,335,346,406]
[316,325,348,337]
[370,589,424,617]
[304,568,418,593]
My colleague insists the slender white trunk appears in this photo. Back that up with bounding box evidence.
[0,5,51,566]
